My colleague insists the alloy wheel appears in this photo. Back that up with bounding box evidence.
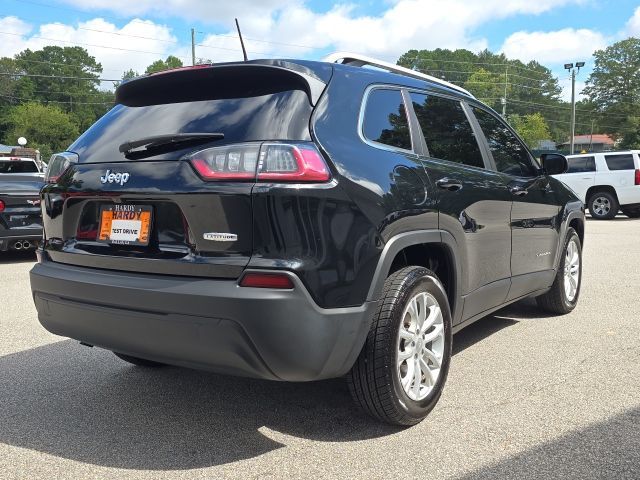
[564,238,580,302]
[397,291,445,401]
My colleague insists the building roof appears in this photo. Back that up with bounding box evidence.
[558,134,615,146]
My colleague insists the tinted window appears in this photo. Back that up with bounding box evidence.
[410,93,484,168]
[69,89,313,163]
[0,160,39,173]
[473,107,537,177]
[363,89,411,150]
[567,156,596,173]
[604,154,635,170]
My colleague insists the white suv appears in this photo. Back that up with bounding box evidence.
[553,151,640,219]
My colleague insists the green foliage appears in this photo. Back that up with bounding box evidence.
[397,48,567,141]
[1,102,79,159]
[144,55,183,74]
[463,68,510,110]
[584,37,640,144]
[508,113,551,148]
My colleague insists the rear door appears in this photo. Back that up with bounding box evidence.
[41,63,326,279]
[470,106,560,300]
[408,91,513,323]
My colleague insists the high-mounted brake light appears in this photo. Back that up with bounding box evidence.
[46,152,78,183]
[186,142,330,182]
[239,272,294,289]
[635,169,640,186]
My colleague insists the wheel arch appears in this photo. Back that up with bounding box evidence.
[586,185,619,205]
[366,230,462,322]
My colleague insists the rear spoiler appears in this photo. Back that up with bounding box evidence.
[116,62,329,107]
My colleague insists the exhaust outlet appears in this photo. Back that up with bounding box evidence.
[14,241,23,250]
[22,240,31,249]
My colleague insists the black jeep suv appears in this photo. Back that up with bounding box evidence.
[30,54,584,426]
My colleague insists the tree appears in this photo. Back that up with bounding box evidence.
[463,68,509,111]
[1,102,79,160]
[583,37,640,145]
[396,47,566,141]
[508,113,551,148]
[145,55,183,74]
[7,46,114,131]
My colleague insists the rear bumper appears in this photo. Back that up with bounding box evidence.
[0,231,42,251]
[29,260,377,381]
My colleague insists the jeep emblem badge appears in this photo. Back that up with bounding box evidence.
[100,169,130,186]
[203,232,238,242]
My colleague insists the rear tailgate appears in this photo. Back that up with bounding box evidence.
[43,160,252,277]
[0,175,43,234]
[41,61,331,279]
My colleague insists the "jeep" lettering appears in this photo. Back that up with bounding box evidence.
[100,169,130,186]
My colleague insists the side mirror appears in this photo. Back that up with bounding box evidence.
[541,153,568,175]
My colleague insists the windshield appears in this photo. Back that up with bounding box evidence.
[0,160,39,173]
[69,89,313,163]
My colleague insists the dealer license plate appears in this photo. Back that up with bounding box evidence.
[98,205,152,246]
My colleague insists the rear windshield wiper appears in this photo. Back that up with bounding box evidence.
[119,133,224,159]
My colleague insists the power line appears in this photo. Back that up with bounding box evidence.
[0,30,189,59]
[407,56,551,79]
[0,71,118,81]
[0,92,112,105]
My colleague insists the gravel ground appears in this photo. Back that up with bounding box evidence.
[1,217,638,480]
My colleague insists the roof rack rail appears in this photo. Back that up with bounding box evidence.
[323,52,474,98]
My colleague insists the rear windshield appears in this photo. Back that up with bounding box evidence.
[69,89,313,163]
[0,160,39,173]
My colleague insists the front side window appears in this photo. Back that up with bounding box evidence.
[410,93,484,169]
[604,154,634,171]
[566,156,596,173]
[362,88,412,151]
[473,107,538,177]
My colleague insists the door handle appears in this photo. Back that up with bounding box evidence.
[436,178,463,192]
[509,185,528,196]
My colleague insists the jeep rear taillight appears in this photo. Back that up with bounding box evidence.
[0,199,5,212]
[635,169,640,185]
[46,152,78,183]
[187,142,330,182]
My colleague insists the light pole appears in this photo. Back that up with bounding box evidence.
[564,61,585,155]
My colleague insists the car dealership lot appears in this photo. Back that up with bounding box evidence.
[1,218,638,480]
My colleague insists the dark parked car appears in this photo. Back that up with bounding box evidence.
[0,157,44,251]
[30,53,584,425]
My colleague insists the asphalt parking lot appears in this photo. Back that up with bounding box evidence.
[1,218,639,480]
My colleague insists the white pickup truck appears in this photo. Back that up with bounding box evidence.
[553,151,640,219]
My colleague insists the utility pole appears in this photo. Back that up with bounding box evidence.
[564,61,585,155]
[502,65,508,117]
[191,28,196,66]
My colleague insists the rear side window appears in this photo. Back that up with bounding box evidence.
[473,107,537,177]
[567,156,596,173]
[604,154,634,170]
[69,89,313,163]
[362,89,412,151]
[410,93,484,168]
[0,160,39,173]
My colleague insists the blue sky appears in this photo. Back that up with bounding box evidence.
[1,0,639,99]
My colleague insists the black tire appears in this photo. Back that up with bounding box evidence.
[588,191,618,220]
[113,352,165,367]
[621,207,640,219]
[536,227,582,314]
[347,266,452,426]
